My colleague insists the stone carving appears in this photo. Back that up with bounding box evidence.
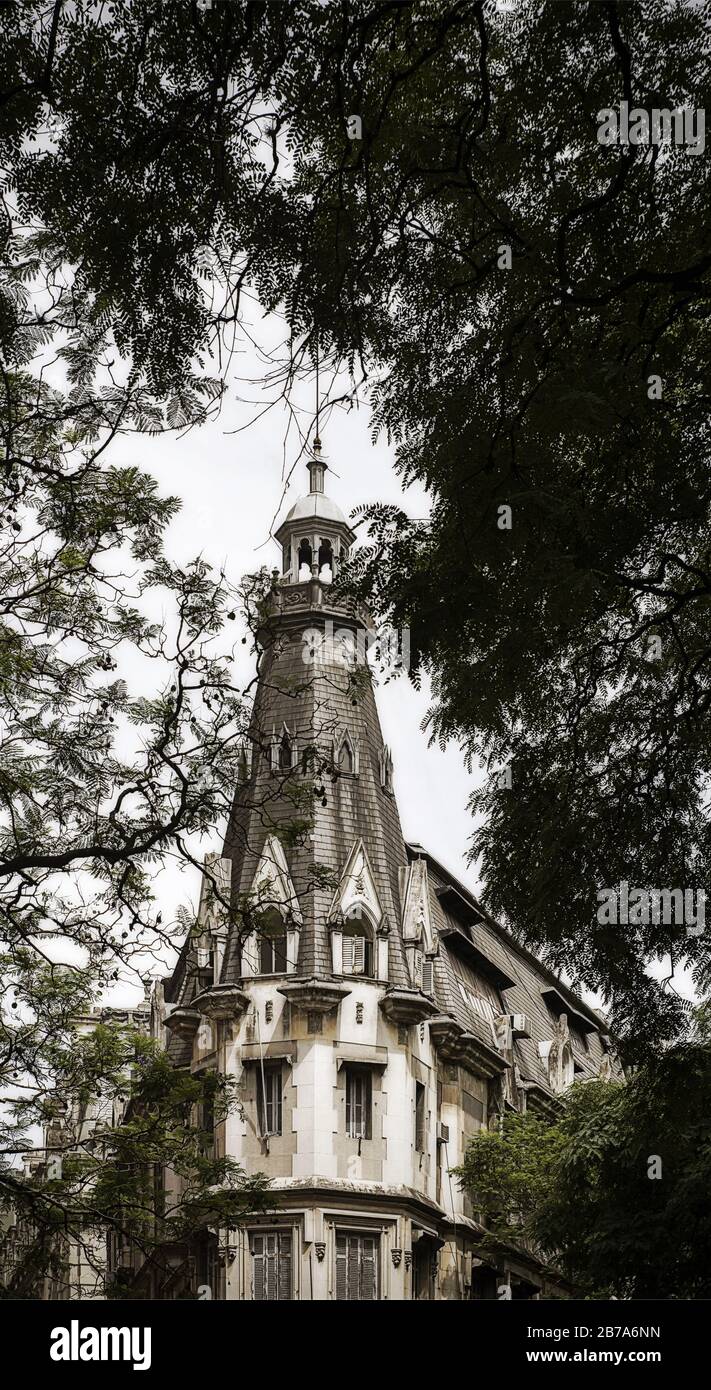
[330,839,384,928]
[401,857,435,951]
[315,1243,326,1262]
[404,1251,412,1271]
[598,1052,614,1082]
[391,1249,402,1268]
[539,1013,574,1092]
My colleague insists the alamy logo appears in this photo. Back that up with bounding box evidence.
[596,881,705,936]
[50,1321,151,1371]
[597,101,705,156]
[302,619,410,673]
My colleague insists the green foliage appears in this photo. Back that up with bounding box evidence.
[0,1021,269,1298]
[2,0,707,1046]
[456,1042,711,1298]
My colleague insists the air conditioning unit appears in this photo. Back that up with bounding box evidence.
[436,1122,450,1144]
[510,1013,529,1038]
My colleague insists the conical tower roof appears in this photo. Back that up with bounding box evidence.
[220,457,411,990]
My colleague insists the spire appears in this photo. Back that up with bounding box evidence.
[307,435,326,495]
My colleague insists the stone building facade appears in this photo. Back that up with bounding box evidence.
[132,451,618,1301]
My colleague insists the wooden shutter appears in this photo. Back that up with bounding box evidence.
[347,1234,360,1298]
[265,1231,278,1300]
[335,1233,378,1300]
[422,959,434,995]
[345,1069,354,1135]
[252,1234,265,1300]
[342,935,354,973]
[277,1232,292,1300]
[415,1082,426,1151]
[360,1237,377,1300]
[335,1234,348,1300]
[268,1067,282,1135]
[352,934,365,974]
[253,1232,292,1300]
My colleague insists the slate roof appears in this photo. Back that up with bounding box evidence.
[414,845,612,1090]
[218,591,412,991]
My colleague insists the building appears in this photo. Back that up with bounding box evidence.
[131,448,619,1301]
[0,1002,149,1300]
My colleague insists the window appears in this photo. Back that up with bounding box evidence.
[345,1067,371,1139]
[251,1231,292,1301]
[257,912,288,974]
[415,1082,426,1152]
[197,1094,215,1156]
[278,729,293,771]
[298,538,312,579]
[257,1065,283,1137]
[342,909,374,977]
[450,952,502,1024]
[335,1232,378,1301]
[337,737,354,774]
[318,537,333,580]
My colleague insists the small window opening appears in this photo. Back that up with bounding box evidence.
[298,538,312,580]
[318,538,333,582]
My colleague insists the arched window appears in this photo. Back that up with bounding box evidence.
[318,538,333,582]
[257,909,288,975]
[278,729,293,771]
[337,734,354,775]
[298,539,312,580]
[342,907,374,977]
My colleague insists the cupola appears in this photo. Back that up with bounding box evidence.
[274,439,356,583]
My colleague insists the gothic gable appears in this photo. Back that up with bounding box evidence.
[401,856,435,951]
[330,839,383,927]
[250,834,302,924]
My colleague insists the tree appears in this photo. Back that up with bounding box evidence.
[1,1019,270,1299]
[455,1040,711,1299]
[3,0,706,1048]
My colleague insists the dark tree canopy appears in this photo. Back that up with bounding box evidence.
[2,1,709,1056]
[455,1034,711,1299]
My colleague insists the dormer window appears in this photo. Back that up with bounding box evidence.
[335,730,358,776]
[256,910,288,975]
[342,908,374,976]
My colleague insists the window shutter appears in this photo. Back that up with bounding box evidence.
[422,959,434,996]
[252,1235,265,1300]
[353,1073,364,1137]
[265,1232,278,1301]
[345,1069,353,1135]
[415,1082,426,1151]
[335,1234,348,1300]
[347,1235,360,1300]
[342,935,354,973]
[277,1233,292,1301]
[266,1071,275,1134]
[352,934,365,974]
[360,1237,377,1300]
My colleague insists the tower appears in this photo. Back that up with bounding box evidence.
[159,449,616,1302]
